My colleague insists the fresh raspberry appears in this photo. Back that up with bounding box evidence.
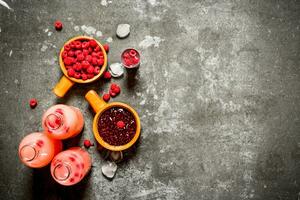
[67,50,75,57]
[82,41,89,49]
[85,55,92,63]
[88,47,93,53]
[73,63,82,71]
[103,71,111,79]
[110,83,119,91]
[94,67,101,74]
[124,58,132,66]
[132,56,140,64]
[29,98,38,108]
[123,52,130,58]
[81,74,88,80]
[103,44,109,52]
[102,93,110,102]
[54,20,63,31]
[96,51,104,58]
[74,72,81,79]
[75,41,82,49]
[87,73,94,79]
[87,66,94,74]
[82,49,89,56]
[62,51,68,58]
[64,44,71,51]
[64,57,74,65]
[91,57,98,65]
[129,49,137,57]
[110,83,120,94]
[94,46,100,52]
[75,50,82,56]
[67,68,75,77]
[89,40,97,48]
[83,139,94,148]
[109,89,117,97]
[77,53,85,61]
[97,58,104,66]
[70,41,76,49]
[91,52,98,57]
[116,121,125,129]
[81,60,90,69]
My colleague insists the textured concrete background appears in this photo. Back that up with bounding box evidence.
[0,0,300,199]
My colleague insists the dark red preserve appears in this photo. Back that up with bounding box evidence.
[97,107,136,146]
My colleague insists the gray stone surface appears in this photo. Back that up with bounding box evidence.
[0,0,300,199]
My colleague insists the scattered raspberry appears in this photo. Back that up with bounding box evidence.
[110,83,120,94]
[29,98,38,108]
[109,89,117,97]
[103,44,109,52]
[83,139,94,148]
[103,71,111,79]
[102,93,110,102]
[54,20,63,31]
[116,121,125,129]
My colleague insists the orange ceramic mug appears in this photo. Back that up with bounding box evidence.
[53,36,107,98]
[85,90,141,151]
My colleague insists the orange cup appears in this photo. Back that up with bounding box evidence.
[53,36,107,98]
[85,90,141,151]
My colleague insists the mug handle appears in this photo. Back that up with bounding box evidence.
[85,90,107,113]
[53,76,74,98]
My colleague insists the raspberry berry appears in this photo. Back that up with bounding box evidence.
[102,93,110,102]
[83,139,93,148]
[103,44,109,52]
[116,121,125,129]
[54,20,63,31]
[103,71,111,79]
[29,98,38,108]
[67,68,75,77]
[87,66,94,74]
[89,40,97,48]
[94,67,101,74]
[81,74,88,80]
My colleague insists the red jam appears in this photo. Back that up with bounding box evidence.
[97,107,136,146]
[62,39,105,80]
[121,48,140,68]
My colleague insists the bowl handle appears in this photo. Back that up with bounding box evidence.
[53,76,74,98]
[85,90,107,113]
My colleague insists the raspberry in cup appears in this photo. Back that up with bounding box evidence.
[62,39,105,80]
[121,48,140,69]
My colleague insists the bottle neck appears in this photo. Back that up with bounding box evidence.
[19,144,38,162]
[53,162,72,181]
[45,112,64,130]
